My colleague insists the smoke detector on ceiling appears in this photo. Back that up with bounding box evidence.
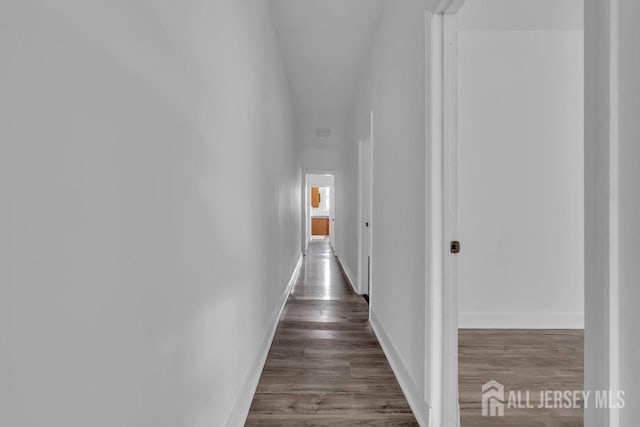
[316,128,331,140]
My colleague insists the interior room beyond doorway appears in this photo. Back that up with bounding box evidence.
[305,174,335,250]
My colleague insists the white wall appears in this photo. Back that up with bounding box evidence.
[302,146,342,171]
[0,1,300,426]
[345,0,429,421]
[456,0,584,329]
[618,0,640,424]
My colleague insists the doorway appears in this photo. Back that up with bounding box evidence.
[304,173,336,254]
[358,113,373,303]
[438,1,585,425]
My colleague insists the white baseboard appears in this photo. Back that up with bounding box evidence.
[370,311,430,427]
[336,255,359,295]
[226,253,303,427]
[458,311,584,329]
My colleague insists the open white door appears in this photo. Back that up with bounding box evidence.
[358,112,373,302]
[360,139,372,298]
[425,4,465,426]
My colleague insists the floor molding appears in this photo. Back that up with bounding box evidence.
[458,311,584,329]
[226,253,303,427]
[370,310,430,427]
[336,255,359,295]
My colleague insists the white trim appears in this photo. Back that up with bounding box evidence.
[425,9,445,427]
[367,111,374,319]
[427,3,466,426]
[370,311,430,427]
[607,2,620,427]
[225,254,303,427]
[458,312,585,330]
[357,140,364,295]
[584,2,619,425]
[336,255,359,295]
[442,9,461,427]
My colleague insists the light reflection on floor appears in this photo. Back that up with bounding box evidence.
[290,239,349,301]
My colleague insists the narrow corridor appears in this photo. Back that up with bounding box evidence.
[246,240,418,426]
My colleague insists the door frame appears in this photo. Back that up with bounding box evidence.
[428,1,616,427]
[357,112,374,307]
[302,170,337,256]
[441,8,462,427]
[425,3,465,426]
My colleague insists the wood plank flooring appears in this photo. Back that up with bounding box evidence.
[246,239,418,426]
[459,329,584,427]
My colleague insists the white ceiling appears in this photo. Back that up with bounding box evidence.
[270,0,383,146]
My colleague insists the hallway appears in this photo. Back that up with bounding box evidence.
[2,1,639,426]
[246,240,417,425]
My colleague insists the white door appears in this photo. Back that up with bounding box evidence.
[359,138,372,297]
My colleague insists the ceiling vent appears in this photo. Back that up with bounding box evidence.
[315,128,331,140]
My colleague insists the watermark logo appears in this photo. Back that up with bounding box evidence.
[481,380,626,417]
[482,380,505,417]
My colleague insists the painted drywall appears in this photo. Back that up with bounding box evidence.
[346,0,429,420]
[302,146,342,171]
[618,0,640,424]
[0,1,300,426]
[456,1,584,329]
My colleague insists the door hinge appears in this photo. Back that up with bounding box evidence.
[450,240,461,254]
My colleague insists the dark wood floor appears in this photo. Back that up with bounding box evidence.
[459,329,584,427]
[246,239,418,426]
